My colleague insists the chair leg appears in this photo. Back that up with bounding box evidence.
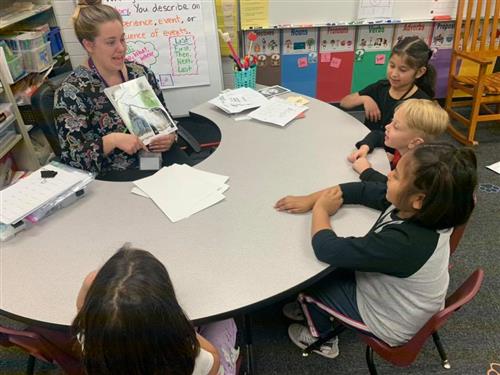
[26,355,35,375]
[242,314,255,375]
[365,346,378,375]
[432,332,451,369]
[302,324,346,356]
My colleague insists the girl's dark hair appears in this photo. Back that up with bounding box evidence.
[72,246,199,375]
[392,36,436,98]
[408,143,477,230]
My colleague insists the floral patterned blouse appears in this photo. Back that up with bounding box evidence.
[54,62,165,174]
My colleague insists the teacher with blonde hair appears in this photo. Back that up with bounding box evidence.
[55,0,189,178]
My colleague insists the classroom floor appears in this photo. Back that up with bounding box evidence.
[1,110,499,375]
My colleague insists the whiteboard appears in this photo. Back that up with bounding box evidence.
[240,0,459,29]
[60,0,223,117]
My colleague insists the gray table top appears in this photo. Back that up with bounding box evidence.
[0,94,389,327]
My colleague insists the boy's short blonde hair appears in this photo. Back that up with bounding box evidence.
[395,99,449,141]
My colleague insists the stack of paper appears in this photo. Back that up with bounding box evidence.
[132,164,229,222]
[248,97,308,127]
[209,87,268,114]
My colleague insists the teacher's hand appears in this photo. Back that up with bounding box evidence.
[105,133,146,155]
[148,133,177,153]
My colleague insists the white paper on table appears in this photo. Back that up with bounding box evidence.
[486,161,500,174]
[131,187,150,198]
[247,97,308,127]
[209,87,268,114]
[186,190,227,217]
[234,115,252,121]
[165,165,229,219]
[132,165,229,222]
[175,164,229,186]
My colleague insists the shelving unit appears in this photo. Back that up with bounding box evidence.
[0,4,52,30]
[0,68,39,170]
[0,1,66,174]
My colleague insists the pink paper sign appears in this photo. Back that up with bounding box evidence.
[375,54,386,65]
[330,57,342,68]
[297,57,308,68]
[321,53,331,63]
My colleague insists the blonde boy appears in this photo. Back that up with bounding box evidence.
[275,99,449,214]
[349,98,450,183]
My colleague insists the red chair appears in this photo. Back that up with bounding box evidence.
[450,223,467,256]
[0,325,83,375]
[360,269,484,373]
[304,269,484,374]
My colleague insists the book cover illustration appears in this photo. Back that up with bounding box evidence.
[104,76,177,145]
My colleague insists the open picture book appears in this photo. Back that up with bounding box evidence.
[104,76,177,145]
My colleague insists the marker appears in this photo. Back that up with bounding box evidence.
[433,15,452,21]
[218,29,244,70]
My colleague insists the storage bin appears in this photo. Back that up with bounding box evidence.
[22,41,52,72]
[0,122,17,150]
[16,32,45,50]
[2,36,21,53]
[7,54,25,81]
[48,27,63,56]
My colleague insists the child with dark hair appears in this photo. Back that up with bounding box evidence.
[340,36,436,131]
[276,143,477,358]
[74,246,238,375]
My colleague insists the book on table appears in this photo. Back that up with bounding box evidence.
[104,76,177,145]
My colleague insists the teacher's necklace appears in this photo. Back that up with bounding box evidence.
[88,57,126,87]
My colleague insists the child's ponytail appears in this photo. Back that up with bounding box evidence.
[409,143,477,230]
[392,36,436,98]
[415,60,436,98]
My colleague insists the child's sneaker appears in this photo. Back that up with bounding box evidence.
[282,301,305,321]
[287,323,339,359]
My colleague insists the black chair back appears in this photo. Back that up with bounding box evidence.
[31,73,71,157]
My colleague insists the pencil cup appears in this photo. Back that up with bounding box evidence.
[234,65,257,89]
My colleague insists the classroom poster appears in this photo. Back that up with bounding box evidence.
[104,0,210,89]
[430,22,456,98]
[281,28,318,97]
[392,22,433,46]
[316,26,356,103]
[351,25,394,93]
[215,0,239,57]
[240,0,269,29]
[244,30,281,86]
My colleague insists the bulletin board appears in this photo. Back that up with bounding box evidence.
[239,0,459,29]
